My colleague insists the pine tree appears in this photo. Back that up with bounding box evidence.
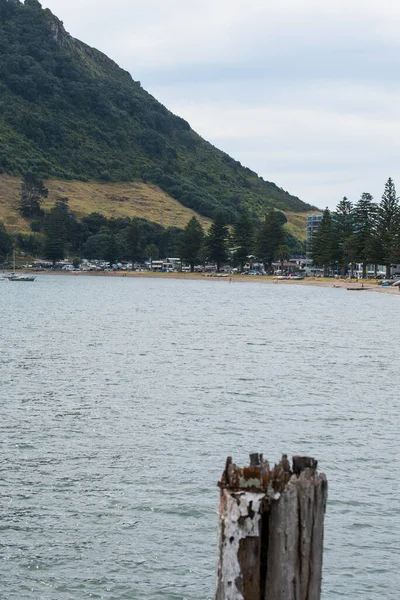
[19,173,48,218]
[43,198,70,263]
[125,218,142,265]
[333,197,354,275]
[0,221,12,261]
[256,209,285,270]
[207,212,229,272]
[180,216,204,272]
[232,212,254,271]
[310,208,337,276]
[353,193,377,278]
[377,178,400,277]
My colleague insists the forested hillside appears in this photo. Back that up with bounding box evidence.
[0,0,313,224]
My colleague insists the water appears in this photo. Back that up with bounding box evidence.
[1,275,399,599]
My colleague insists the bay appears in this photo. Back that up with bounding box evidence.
[1,275,399,599]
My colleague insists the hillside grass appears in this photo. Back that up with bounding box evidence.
[0,175,212,233]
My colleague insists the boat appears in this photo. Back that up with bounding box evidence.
[4,250,36,281]
[8,274,36,282]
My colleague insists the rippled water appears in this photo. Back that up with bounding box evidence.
[1,275,399,599]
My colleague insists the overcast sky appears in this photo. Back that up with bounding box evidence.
[41,0,400,209]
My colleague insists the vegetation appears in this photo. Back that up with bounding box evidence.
[206,212,230,272]
[256,209,286,270]
[232,213,254,271]
[0,221,12,260]
[180,216,204,272]
[310,178,400,277]
[0,0,313,226]
[19,172,48,217]
[0,193,302,273]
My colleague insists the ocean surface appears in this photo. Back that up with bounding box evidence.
[1,275,399,600]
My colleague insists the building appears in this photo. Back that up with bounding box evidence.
[306,214,323,247]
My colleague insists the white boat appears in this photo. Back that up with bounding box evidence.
[8,274,36,282]
[4,250,36,281]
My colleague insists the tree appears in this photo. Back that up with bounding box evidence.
[125,218,142,264]
[377,178,400,277]
[19,172,48,218]
[43,197,70,263]
[310,208,337,276]
[333,197,354,275]
[82,233,115,261]
[256,209,285,271]
[206,212,229,272]
[0,221,12,261]
[275,244,290,273]
[353,193,377,278]
[145,243,159,268]
[232,212,254,271]
[180,216,204,272]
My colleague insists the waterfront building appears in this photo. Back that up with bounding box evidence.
[306,214,323,246]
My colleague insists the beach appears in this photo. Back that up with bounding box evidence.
[24,269,400,296]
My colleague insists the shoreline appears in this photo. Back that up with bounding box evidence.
[10,269,400,296]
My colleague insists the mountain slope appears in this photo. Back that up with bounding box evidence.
[0,0,314,223]
[0,174,308,241]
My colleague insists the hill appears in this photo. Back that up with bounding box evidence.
[0,174,307,241]
[0,0,313,227]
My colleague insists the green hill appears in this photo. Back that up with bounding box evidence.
[0,0,313,224]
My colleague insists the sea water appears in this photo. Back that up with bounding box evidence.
[1,275,399,599]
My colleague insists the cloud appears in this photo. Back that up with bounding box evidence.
[41,0,400,208]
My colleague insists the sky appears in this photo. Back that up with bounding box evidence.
[41,0,400,209]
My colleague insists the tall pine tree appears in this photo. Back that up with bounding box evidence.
[207,212,229,272]
[43,198,70,263]
[232,212,254,271]
[353,193,377,278]
[333,197,354,275]
[19,173,48,218]
[377,178,400,277]
[310,208,337,276]
[256,209,285,270]
[180,216,204,272]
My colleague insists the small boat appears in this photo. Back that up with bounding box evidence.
[4,250,36,281]
[8,274,36,282]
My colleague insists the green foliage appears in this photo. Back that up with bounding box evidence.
[352,193,378,276]
[125,218,143,263]
[43,196,71,262]
[19,172,48,217]
[232,212,254,269]
[332,197,355,272]
[180,216,204,271]
[256,209,285,268]
[206,212,229,271]
[144,243,159,262]
[377,178,400,275]
[15,231,43,256]
[0,0,312,223]
[0,220,12,260]
[310,208,337,274]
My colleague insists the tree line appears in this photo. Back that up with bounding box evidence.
[0,173,304,270]
[310,178,400,278]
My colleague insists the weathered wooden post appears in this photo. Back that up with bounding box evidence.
[216,454,327,600]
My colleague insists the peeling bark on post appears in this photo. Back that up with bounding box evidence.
[215,454,327,600]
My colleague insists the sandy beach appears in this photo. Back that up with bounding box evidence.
[27,269,400,296]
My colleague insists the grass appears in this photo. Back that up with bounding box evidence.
[0,175,211,233]
[0,174,308,240]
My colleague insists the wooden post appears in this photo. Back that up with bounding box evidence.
[216,454,327,600]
